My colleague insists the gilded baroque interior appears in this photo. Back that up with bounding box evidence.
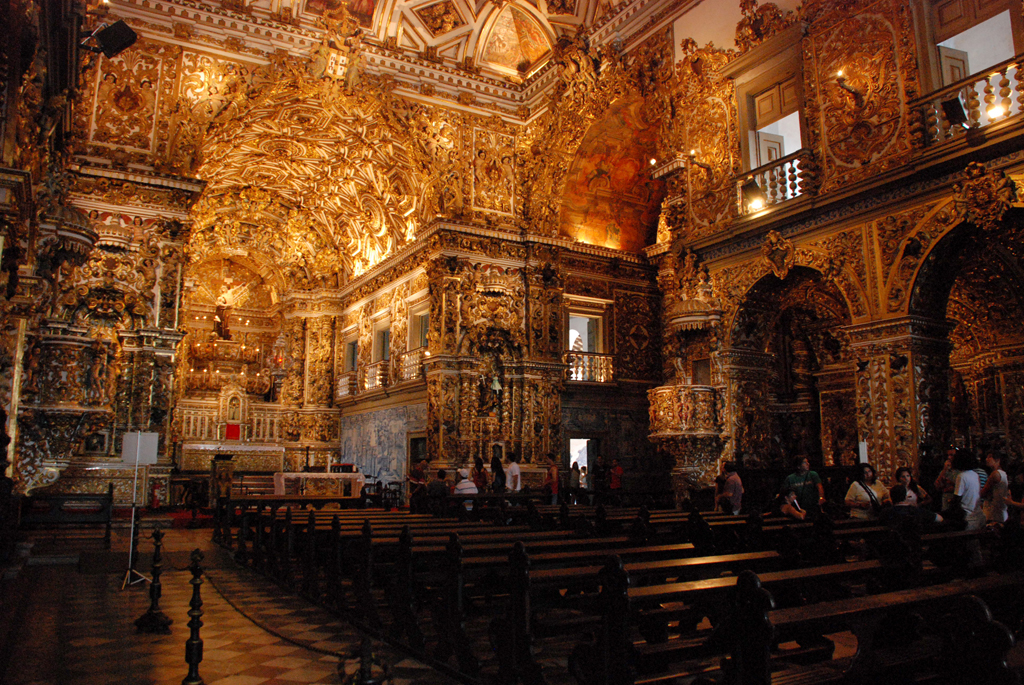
[2,0,1023,503]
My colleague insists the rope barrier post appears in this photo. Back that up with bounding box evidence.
[135,527,173,634]
[182,549,205,685]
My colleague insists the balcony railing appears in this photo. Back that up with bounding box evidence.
[336,371,356,399]
[913,54,1023,147]
[401,347,427,381]
[735,148,817,216]
[363,360,389,390]
[565,352,614,383]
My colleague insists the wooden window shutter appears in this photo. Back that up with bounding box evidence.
[754,76,799,129]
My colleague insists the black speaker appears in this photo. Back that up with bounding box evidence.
[940,98,968,127]
[94,20,138,58]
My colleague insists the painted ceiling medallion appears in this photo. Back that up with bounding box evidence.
[414,1,467,37]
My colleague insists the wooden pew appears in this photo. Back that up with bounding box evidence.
[19,483,114,549]
[571,534,1016,685]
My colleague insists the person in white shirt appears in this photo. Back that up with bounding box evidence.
[453,468,478,511]
[953,450,985,531]
[506,452,522,492]
[981,452,1008,524]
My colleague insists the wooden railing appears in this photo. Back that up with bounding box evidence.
[400,347,426,381]
[363,360,389,390]
[913,54,1023,146]
[564,352,614,383]
[335,371,357,399]
[735,148,817,216]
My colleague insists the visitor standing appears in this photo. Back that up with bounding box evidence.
[543,454,559,505]
[714,461,743,515]
[506,452,522,492]
[981,452,1008,524]
[568,462,581,505]
[490,454,506,493]
[471,456,488,492]
[608,458,624,505]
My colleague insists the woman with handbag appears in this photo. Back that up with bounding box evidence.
[844,463,888,520]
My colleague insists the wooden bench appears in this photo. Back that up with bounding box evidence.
[19,483,114,549]
[572,554,1020,685]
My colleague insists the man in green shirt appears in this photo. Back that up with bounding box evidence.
[782,456,825,515]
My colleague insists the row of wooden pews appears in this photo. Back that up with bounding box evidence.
[217,502,1021,685]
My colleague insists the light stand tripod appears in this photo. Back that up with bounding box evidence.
[122,433,151,589]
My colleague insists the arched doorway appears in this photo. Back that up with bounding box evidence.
[723,267,855,469]
[909,212,1024,463]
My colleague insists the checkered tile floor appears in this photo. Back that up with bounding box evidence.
[1,526,460,685]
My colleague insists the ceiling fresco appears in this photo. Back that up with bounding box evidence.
[558,97,665,253]
[481,6,553,73]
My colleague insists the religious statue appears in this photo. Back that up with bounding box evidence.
[212,281,254,341]
[343,29,363,91]
[214,293,231,340]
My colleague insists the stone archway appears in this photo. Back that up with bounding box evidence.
[721,266,855,469]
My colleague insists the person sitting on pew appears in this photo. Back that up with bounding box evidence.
[782,456,825,516]
[881,483,943,530]
[427,469,449,516]
[778,488,806,520]
[715,461,743,515]
[894,466,932,508]
[845,462,888,520]
[453,468,478,511]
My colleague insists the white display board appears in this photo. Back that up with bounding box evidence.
[121,431,160,466]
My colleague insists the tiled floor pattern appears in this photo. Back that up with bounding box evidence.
[1,525,462,685]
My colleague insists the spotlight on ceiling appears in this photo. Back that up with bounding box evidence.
[940,97,969,128]
[81,20,137,58]
[741,179,767,212]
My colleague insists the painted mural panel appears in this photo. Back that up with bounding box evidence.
[558,98,665,254]
[339,404,427,483]
[482,6,551,72]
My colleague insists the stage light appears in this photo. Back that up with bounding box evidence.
[741,179,767,212]
[80,20,137,58]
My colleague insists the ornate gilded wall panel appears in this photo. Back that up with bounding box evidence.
[306,315,335,406]
[472,129,515,215]
[614,291,660,381]
[804,0,919,193]
[80,39,180,155]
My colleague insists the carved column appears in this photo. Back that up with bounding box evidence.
[281,317,306,406]
[716,348,774,464]
[815,363,857,466]
[846,317,952,480]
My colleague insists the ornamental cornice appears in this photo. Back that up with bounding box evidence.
[845,316,955,347]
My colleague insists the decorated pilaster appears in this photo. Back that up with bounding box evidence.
[847,317,952,480]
